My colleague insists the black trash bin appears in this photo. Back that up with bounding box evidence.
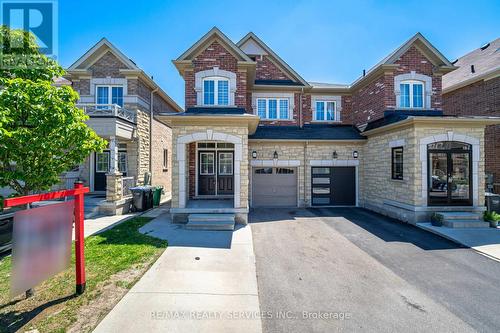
[486,193,500,213]
[144,186,154,210]
[130,187,147,212]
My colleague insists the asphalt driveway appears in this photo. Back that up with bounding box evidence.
[250,207,500,333]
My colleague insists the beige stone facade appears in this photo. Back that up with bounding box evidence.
[362,121,486,223]
[152,118,173,200]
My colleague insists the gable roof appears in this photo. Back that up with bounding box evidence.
[68,37,139,70]
[175,27,254,62]
[237,32,310,87]
[351,32,457,89]
[66,38,182,113]
[442,37,500,93]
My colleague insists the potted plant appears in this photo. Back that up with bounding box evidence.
[431,212,444,227]
[483,211,500,228]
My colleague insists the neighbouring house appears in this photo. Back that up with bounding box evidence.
[157,27,500,226]
[442,38,500,193]
[64,38,182,215]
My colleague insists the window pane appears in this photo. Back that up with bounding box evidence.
[316,101,324,120]
[326,102,335,120]
[96,153,109,172]
[312,167,330,174]
[392,147,404,179]
[217,80,229,105]
[268,99,277,119]
[203,80,215,105]
[200,153,214,175]
[279,99,289,119]
[257,99,266,118]
[218,153,233,175]
[313,187,330,194]
[400,84,410,108]
[118,152,127,172]
[413,83,423,108]
[276,168,294,174]
[313,197,330,205]
[96,87,109,107]
[255,168,273,174]
[313,177,330,184]
[111,87,124,107]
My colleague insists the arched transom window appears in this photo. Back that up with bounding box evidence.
[202,76,229,106]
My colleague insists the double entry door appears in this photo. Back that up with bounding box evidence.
[428,142,472,206]
[198,150,234,196]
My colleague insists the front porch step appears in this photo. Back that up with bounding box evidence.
[186,213,235,231]
[442,219,490,228]
[438,212,482,220]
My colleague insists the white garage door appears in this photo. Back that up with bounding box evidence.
[252,167,297,207]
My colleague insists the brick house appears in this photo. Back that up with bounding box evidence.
[442,38,500,193]
[158,27,499,227]
[64,38,182,215]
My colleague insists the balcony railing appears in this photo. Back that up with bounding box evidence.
[77,104,137,123]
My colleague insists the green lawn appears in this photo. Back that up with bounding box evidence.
[0,216,167,333]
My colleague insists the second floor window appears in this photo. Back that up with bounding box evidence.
[315,101,336,121]
[256,98,289,120]
[203,77,229,106]
[400,81,424,108]
[96,86,124,108]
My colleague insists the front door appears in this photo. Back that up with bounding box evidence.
[428,141,472,206]
[197,150,234,196]
[94,152,109,191]
[94,150,127,192]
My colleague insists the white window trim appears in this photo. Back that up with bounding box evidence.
[394,71,432,109]
[398,80,424,109]
[95,85,124,106]
[311,95,342,123]
[256,97,291,120]
[314,100,337,122]
[195,67,236,107]
[202,76,230,106]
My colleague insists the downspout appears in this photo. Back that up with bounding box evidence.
[304,140,308,207]
[149,88,159,183]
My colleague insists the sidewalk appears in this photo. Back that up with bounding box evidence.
[417,223,500,261]
[93,213,262,333]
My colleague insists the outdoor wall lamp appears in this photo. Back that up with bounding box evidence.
[273,151,279,159]
[353,151,359,159]
[252,150,257,159]
[332,151,338,159]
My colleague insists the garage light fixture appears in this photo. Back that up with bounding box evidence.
[332,151,338,159]
[252,150,257,159]
[273,151,278,159]
[353,151,359,159]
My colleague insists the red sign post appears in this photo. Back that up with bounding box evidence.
[4,182,89,295]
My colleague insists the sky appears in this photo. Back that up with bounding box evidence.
[58,0,500,108]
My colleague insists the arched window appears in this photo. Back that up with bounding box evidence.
[202,76,229,106]
[399,80,424,108]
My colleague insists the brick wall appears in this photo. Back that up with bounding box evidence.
[443,77,500,190]
[88,51,126,78]
[255,55,291,81]
[185,40,247,109]
[350,46,443,126]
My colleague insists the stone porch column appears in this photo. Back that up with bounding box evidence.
[106,136,123,202]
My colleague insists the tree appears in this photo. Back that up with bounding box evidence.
[0,26,107,196]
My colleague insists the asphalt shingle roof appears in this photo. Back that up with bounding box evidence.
[443,37,500,90]
[249,124,365,140]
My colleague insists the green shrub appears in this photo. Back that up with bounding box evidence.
[484,211,500,222]
[431,212,444,226]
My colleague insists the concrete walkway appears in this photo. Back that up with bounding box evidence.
[93,214,262,333]
[417,223,500,261]
[79,213,137,238]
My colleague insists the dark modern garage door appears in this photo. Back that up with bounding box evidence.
[252,167,297,207]
[311,167,356,206]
